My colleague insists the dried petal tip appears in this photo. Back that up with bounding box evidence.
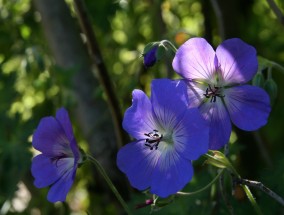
[135,199,154,209]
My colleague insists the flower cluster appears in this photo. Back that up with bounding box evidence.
[118,38,271,197]
[31,37,271,204]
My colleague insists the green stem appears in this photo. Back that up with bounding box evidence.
[161,40,177,53]
[272,61,284,74]
[267,67,273,79]
[242,185,263,215]
[86,154,133,215]
[177,169,224,196]
[204,152,263,214]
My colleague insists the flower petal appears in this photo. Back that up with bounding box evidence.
[151,150,193,197]
[56,108,81,162]
[70,139,81,163]
[122,90,157,140]
[151,79,189,118]
[31,154,60,188]
[224,85,271,130]
[173,38,216,81]
[47,165,76,202]
[174,108,209,160]
[199,101,232,150]
[32,116,71,156]
[55,107,74,141]
[185,81,209,108]
[117,140,160,190]
[216,38,258,84]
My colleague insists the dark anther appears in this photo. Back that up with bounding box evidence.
[203,85,225,103]
[144,130,163,150]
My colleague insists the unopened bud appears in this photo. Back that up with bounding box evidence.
[143,45,158,68]
[142,40,177,68]
[252,73,265,87]
[264,78,277,105]
[205,151,238,175]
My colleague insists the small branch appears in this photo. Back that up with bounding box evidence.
[266,0,284,25]
[236,178,284,206]
[73,0,126,148]
[177,169,224,196]
[252,131,273,168]
[241,185,263,215]
[210,0,225,40]
[87,154,133,215]
[224,143,229,157]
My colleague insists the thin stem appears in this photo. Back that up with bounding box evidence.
[205,152,263,213]
[224,143,229,157]
[271,61,284,74]
[73,0,126,148]
[177,169,224,196]
[210,0,225,40]
[266,0,284,25]
[252,131,273,167]
[237,178,284,206]
[162,40,177,53]
[219,171,234,215]
[87,154,133,215]
[268,67,273,79]
[242,185,263,215]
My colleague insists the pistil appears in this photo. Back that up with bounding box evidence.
[144,129,163,150]
[203,84,225,102]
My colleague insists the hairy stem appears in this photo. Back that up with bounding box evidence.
[87,154,133,215]
[177,169,224,196]
[242,185,263,215]
[236,178,284,206]
[219,171,234,215]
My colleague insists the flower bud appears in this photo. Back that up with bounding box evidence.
[205,151,238,175]
[264,78,277,105]
[252,72,265,87]
[142,40,177,68]
[143,45,158,68]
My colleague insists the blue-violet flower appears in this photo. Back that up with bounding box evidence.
[173,38,271,150]
[31,107,82,202]
[117,79,209,198]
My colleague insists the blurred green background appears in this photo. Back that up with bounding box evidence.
[0,0,284,214]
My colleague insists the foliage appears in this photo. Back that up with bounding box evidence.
[0,0,284,214]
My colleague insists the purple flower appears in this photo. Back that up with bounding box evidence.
[31,108,82,202]
[143,46,158,68]
[117,79,209,198]
[173,38,271,150]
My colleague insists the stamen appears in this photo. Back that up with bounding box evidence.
[203,84,225,103]
[144,130,163,150]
